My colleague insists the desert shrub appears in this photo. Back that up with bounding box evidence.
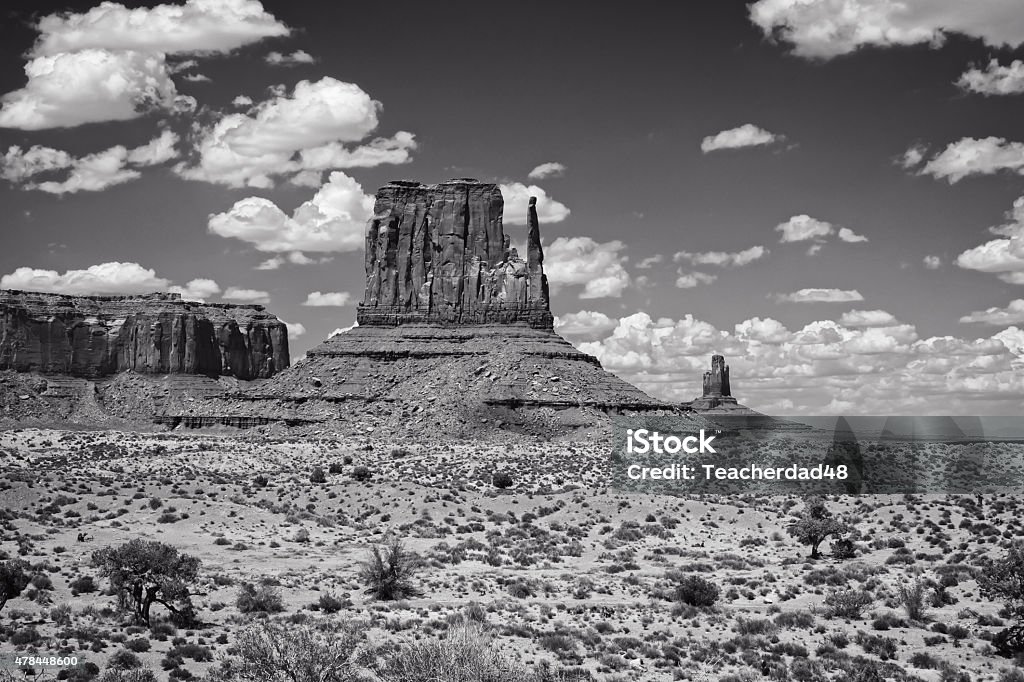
[824,589,873,619]
[317,593,346,614]
[70,575,98,595]
[910,652,942,669]
[735,617,775,636]
[125,637,151,652]
[775,610,815,629]
[854,632,898,660]
[492,472,514,489]
[10,626,41,646]
[832,538,856,560]
[0,559,31,612]
[108,649,144,670]
[980,544,1024,655]
[377,621,532,682]
[997,669,1024,682]
[253,475,269,488]
[310,467,327,484]
[672,575,720,608]
[787,496,851,559]
[98,670,159,682]
[351,466,372,482]
[62,661,102,681]
[328,462,344,474]
[204,620,363,682]
[360,537,420,601]
[236,583,284,613]
[51,603,73,626]
[896,578,929,621]
[92,540,200,626]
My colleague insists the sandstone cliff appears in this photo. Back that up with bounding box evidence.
[0,291,289,380]
[359,179,553,329]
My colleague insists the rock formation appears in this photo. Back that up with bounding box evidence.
[689,354,745,412]
[0,291,289,380]
[359,179,553,328]
[184,179,676,436]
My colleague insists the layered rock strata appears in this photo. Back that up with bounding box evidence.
[0,291,289,380]
[359,179,553,328]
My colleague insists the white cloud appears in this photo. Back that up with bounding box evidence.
[232,94,253,107]
[957,59,1024,95]
[168,278,221,302]
[176,77,413,188]
[960,299,1024,326]
[776,288,864,303]
[209,171,374,253]
[899,145,927,168]
[674,245,767,267]
[32,0,289,56]
[265,50,316,65]
[182,72,211,83]
[916,137,1024,183]
[675,271,718,289]
[956,196,1024,282]
[837,227,868,243]
[735,317,793,343]
[554,311,618,339]
[748,0,1024,60]
[527,162,566,180]
[0,262,170,295]
[280,320,306,340]
[303,291,351,307]
[924,255,942,269]
[775,215,834,243]
[840,309,899,327]
[3,131,179,195]
[499,183,570,225]
[0,49,177,130]
[636,255,664,269]
[222,287,269,304]
[544,237,630,298]
[700,124,780,152]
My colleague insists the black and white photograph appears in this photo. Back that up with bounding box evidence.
[3,1,1024,680]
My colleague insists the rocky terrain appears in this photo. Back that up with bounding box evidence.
[2,428,1024,681]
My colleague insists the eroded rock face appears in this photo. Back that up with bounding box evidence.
[359,179,553,328]
[0,291,289,379]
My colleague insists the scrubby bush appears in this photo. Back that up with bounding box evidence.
[824,589,873,619]
[360,537,419,601]
[317,593,346,614]
[70,575,98,595]
[310,467,326,484]
[98,670,158,682]
[492,472,514,489]
[108,649,144,670]
[377,621,532,682]
[351,466,372,482]
[831,538,856,560]
[236,583,284,614]
[897,578,929,621]
[328,463,344,474]
[672,575,720,608]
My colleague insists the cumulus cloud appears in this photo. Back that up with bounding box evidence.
[176,77,414,188]
[957,59,1024,95]
[748,0,1024,60]
[636,255,664,269]
[32,0,289,56]
[955,196,1024,283]
[924,255,942,269]
[675,272,718,289]
[554,311,618,339]
[960,299,1024,325]
[168,278,221,302]
[527,162,566,180]
[544,237,630,298]
[208,171,374,254]
[265,50,316,65]
[222,287,269,304]
[837,227,868,243]
[303,291,352,307]
[0,49,177,130]
[674,245,767,267]
[908,137,1024,183]
[0,261,170,295]
[840,309,899,327]
[2,130,179,194]
[579,309,1024,414]
[280,319,306,340]
[775,215,835,243]
[499,183,570,225]
[700,124,780,152]
[776,288,864,303]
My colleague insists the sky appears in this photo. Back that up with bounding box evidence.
[3,0,1024,414]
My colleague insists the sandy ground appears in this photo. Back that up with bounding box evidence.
[1,427,1023,681]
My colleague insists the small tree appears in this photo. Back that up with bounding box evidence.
[673,575,720,608]
[360,537,419,600]
[310,467,327,484]
[787,496,851,559]
[92,539,200,626]
[979,543,1024,655]
[0,559,31,613]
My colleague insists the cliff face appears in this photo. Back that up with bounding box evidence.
[0,291,289,380]
[359,179,553,329]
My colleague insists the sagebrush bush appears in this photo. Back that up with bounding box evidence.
[492,472,513,489]
[351,466,372,482]
[824,588,873,619]
[897,578,929,621]
[672,575,720,608]
[236,583,284,613]
[360,537,419,601]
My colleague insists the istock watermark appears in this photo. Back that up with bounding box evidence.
[609,415,1024,495]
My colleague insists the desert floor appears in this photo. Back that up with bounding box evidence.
[1,427,1023,681]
